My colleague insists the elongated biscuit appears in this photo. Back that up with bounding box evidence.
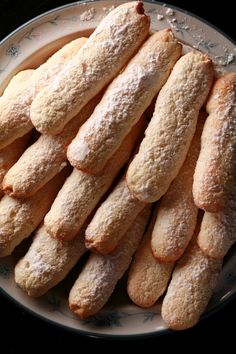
[15,224,86,297]
[151,112,206,262]
[193,73,236,212]
[0,168,69,257]
[44,118,145,241]
[126,52,213,203]
[0,70,34,187]
[85,177,146,255]
[69,206,151,319]
[3,95,100,197]
[67,30,181,173]
[127,207,174,308]
[198,192,236,259]
[161,224,222,330]
[0,132,32,187]
[3,69,34,96]
[0,37,87,149]
[30,2,150,135]
[0,70,34,185]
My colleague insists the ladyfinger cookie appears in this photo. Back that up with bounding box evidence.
[151,112,206,262]
[30,2,150,135]
[85,177,146,255]
[69,206,151,319]
[127,207,174,308]
[2,95,100,197]
[3,69,34,96]
[0,168,68,257]
[0,132,32,187]
[0,37,86,149]
[15,224,86,297]
[67,29,181,173]
[198,192,236,259]
[161,224,222,330]
[193,73,236,212]
[126,52,213,203]
[44,118,145,241]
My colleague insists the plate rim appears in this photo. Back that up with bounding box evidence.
[1,283,236,339]
[0,0,235,47]
[0,0,235,339]
[0,287,172,339]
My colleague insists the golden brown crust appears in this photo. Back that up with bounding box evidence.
[44,118,145,241]
[197,191,236,259]
[127,207,174,308]
[0,37,86,149]
[126,52,214,203]
[2,95,100,197]
[0,168,69,257]
[30,2,150,134]
[69,206,151,319]
[15,224,86,297]
[193,73,236,212]
[0,132,32,186]
[151,112,206,262]
[85,177,147,255]
[67,30,181,173]
[0,70,34,185]
[161,224,222,330]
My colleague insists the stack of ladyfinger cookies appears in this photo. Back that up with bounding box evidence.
[0,1,235,331]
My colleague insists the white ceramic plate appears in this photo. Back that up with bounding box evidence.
[0,0,236,339]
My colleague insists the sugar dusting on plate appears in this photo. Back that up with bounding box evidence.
[80,8,96,22]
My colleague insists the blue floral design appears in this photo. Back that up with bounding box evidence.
[143,311,157,323]
[82,311,158,328]
[23,28,40,41]
[0,263,12,279]
[47,15,79,26]
[6,44,21,58]
[83,312,128,327]
[198,40,218,51]
[48,15,60,26]
[47,293,61,311]
[1,3,235,76]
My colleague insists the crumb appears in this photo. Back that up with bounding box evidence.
[80,8,96,21]
[157,14,164,21]
[166,8,175,16]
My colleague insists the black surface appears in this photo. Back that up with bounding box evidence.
[0,0,235,351]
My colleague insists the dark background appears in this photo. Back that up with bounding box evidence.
[0,0,235,351]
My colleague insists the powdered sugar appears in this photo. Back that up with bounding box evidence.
[127,52,213,203]
[80,8,96,21]
[162,239,222,329]
[102,5,116,15]
[157,14,164,21]
[67,31,181,172]
[30,2,150,134]
[26,247,52,276]
[165,8,175,16]
[15,225,86,296]
[68,138,91,163]
[193,73,236,213]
